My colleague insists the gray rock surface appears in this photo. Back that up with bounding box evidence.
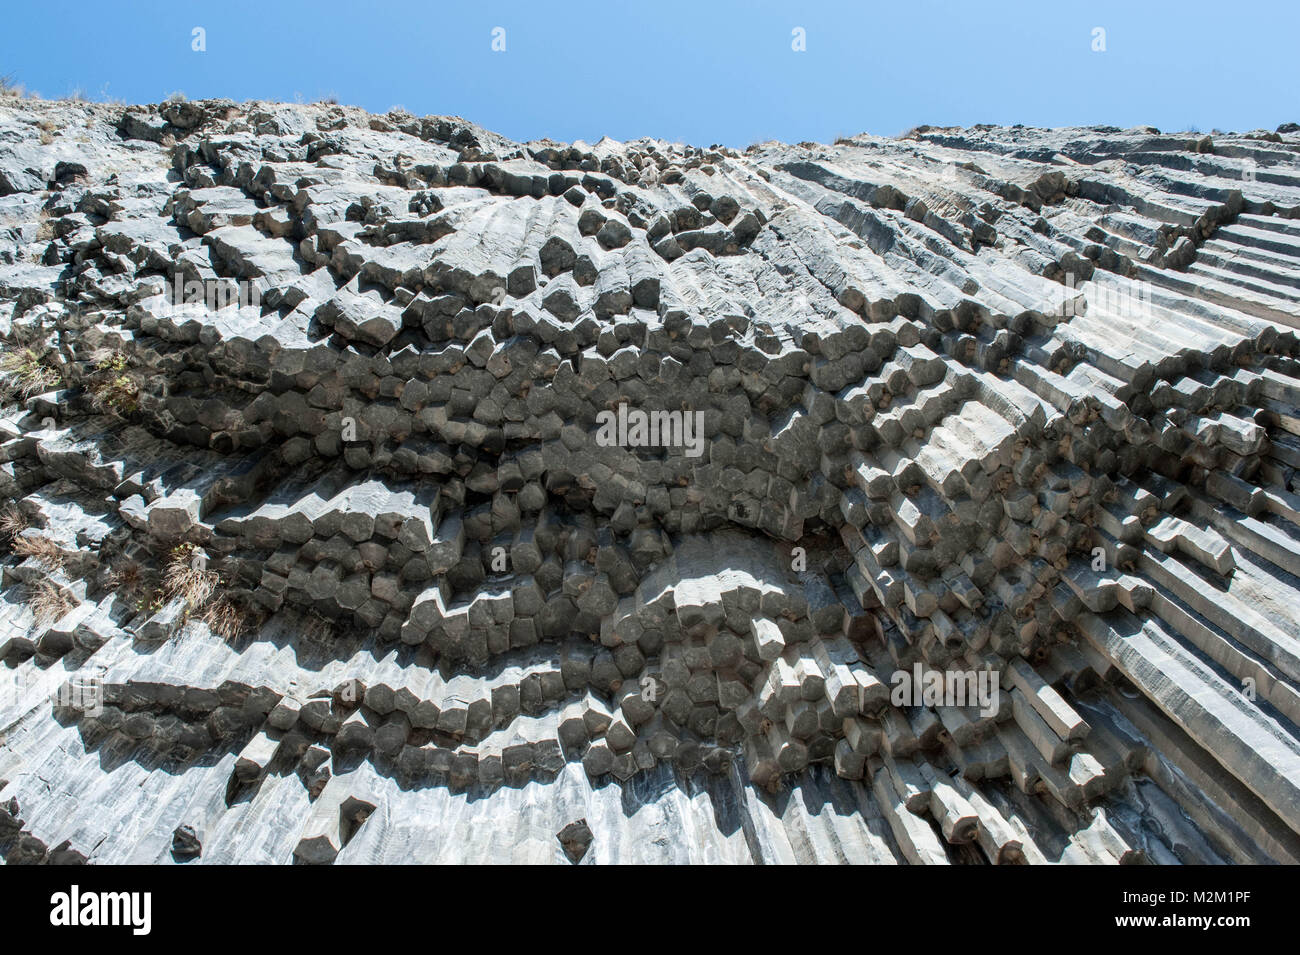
[2,96,1300,863]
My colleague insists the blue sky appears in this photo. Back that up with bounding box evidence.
[3,1,1296,146]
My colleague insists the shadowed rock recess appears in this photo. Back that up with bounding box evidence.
[2,98,1300,865]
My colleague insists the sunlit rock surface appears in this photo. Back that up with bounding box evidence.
[2,97,1300,864]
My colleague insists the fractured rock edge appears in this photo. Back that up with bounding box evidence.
[0,97,1299,863]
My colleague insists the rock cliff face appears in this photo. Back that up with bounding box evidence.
[2,96,1300,863]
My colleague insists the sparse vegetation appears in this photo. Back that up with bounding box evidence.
[104,554,172,618]
[201,595,252,641]
[0,504,29,545]
[163,542,218,609]
[100,543,251,639]
[301,610,336,644]
[131,543,253,639]
[28,578,76,624]
[85,349,141,416]
[0,73,21,98]
[0,343,63,399]
[135,589,165,617]
[164,90,187,103]
[12,533,66,570]
[106,556,147,595]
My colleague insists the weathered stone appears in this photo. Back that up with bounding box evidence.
[0,97,1297,867]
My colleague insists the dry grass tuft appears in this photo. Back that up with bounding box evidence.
[163,543,218,609]
[0,344,63,399]
[0,504,28,544]
[201,595,252,641]
[106,556,148,595]
[12,534,65,570]
[28,578,76,624]
[300,611,336,644]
